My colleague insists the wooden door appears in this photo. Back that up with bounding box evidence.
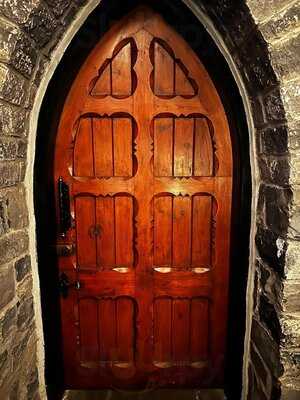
[54,7,232,390]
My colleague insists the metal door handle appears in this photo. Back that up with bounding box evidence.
[59,273,80,298]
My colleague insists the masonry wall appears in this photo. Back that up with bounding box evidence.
[0,1,299,399]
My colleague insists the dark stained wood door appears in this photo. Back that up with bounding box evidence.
[54,6,233,389]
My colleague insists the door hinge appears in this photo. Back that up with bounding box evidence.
[58,177,71,236]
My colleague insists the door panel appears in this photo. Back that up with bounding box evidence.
[55,6,232,389]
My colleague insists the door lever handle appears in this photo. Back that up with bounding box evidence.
[59,273,80,298]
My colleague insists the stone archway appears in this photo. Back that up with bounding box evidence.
[0,1,298,399]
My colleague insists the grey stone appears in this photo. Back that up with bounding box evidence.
[0,230,29,264]
[0,349,8,373]
[26,368,38,400]
[22,4,58,49]
[0,0,41,25]
[0,197,9,235]
[1,305,16,338]
[17,296,34,329]
[255,225,286,277]
[247,0,293,22]
[264,89,286,122]
[239,31,278,92]
[45,0,72,17]
[258,156,290,187]
[0,102,28,137]
[2,185,29,230]
[259,294,282,343]
[0,266,15,309]
[0,137,18,160]
[281,79,300,123]
[15,255,31,282]
[257,125,288,155]
[251,343,271,393]
[0,16,37,77]
[258,184,291,235]
[261,2,300,42]
[0,64,28,106]
[251,318,283,378]
[251,97,266,127]
[0,160,26,187]
[271,32,300,82]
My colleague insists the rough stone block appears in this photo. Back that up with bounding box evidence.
[0,0,40,25]
[255,225,286,277]
[0,160,25,187]
[239,31,278,92]
[4,185,28,230]
[0,16,37,77]
[259,293,282,343]
[22,4,58,49]
[258,155,290,187]
[271,32,300,82]
[15,255,31,282]
[264,88,286,122]
[286,240,300,281]
[0,64,28,106]
[251,318,283,378]
[0,265,15,309]
[0,137,18,160]
[17,296,34,330]
[281,79,300,123]
[283,281,300,314]
[1,305,16,338]
[251,342,272,395]
[0,230,29,264]
[247,0,294,23]
[260,2,300,42]
[45,0,72,17]
[259,184,291,234]
[0,102,28,137]
[257,125,288,155]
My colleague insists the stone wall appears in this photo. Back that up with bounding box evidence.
[0,0,299,399]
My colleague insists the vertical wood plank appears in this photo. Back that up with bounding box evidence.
[175,63,195,96]
[75,196,97,270]
[111,42,132,96]
[172,299,190,363]
[154,42,174,96]
[192,195,212,268]
[91,63,111,96]
[154,298,172,365]
[154,196,172,267]
[190,299,209,362]
[173,197,191,267]
[174,118,194,176]
[194,118,213,176]
[116,297,134,363]
[99,299,116,364]
[115,196,133,267]
[96,197,115,268]
[74,118,94,177]
[79,299,99,363]
[153,118,173,176]
[113,118,132,176]
[93,118,113,177]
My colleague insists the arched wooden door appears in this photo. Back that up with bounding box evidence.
[54,6,233,389]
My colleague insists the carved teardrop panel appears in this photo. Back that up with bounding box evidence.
[90,38,137,98]
[150,38,198,97]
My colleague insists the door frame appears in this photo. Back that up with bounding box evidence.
[32,2,253,398]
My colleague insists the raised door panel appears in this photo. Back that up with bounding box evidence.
[73,116,134,178]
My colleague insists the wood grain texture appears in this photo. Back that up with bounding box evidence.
[54,6,233,389]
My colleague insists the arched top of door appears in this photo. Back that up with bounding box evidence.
[56,5,232,178]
